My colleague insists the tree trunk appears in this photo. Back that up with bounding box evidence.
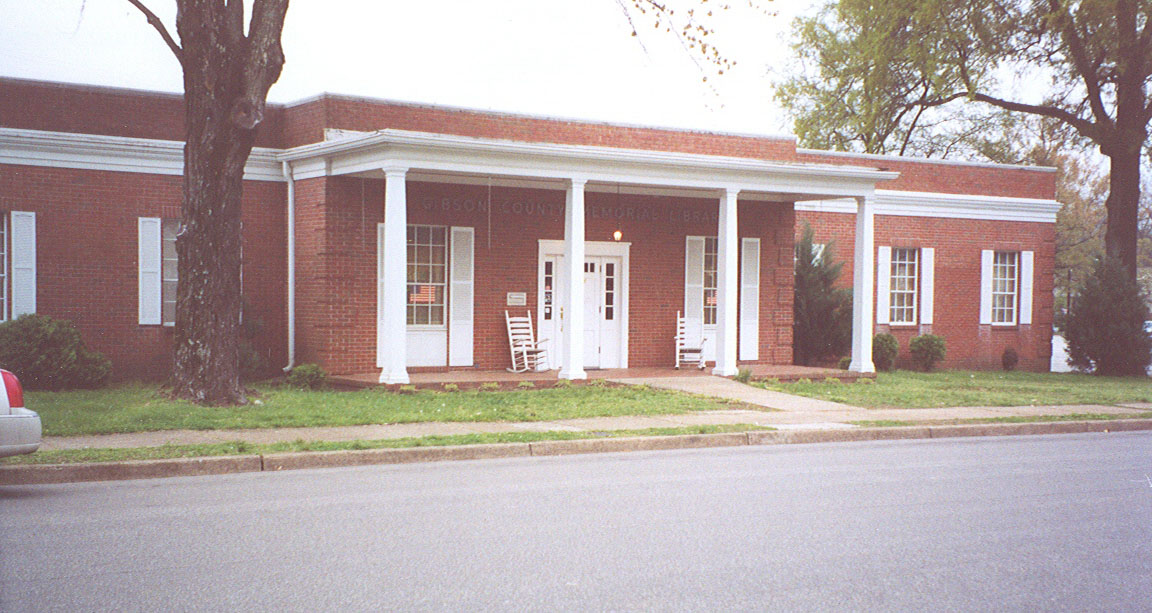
[168,0,287,405]
[1103,146,1142,282]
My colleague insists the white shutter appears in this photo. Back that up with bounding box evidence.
[875,246,891,325]
[739,238,760,361]
[10,212,36,317]
[137,217,161,325]
[920,247,934,325]
[376,223,386,368]
[1020,250,1034,325]
[448,226,474,366]
[684,236,705,327]
[979,249,994,324]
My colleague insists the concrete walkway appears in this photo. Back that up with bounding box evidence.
[39,376,1152,451]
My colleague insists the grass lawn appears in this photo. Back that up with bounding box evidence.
[0,424,770,465]
[753,370,1152,409]
[851,412,1152,427]
[27,382,744,437]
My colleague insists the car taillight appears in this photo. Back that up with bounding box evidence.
[2,370,24,409]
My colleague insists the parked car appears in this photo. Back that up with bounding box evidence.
[0,369,41,458]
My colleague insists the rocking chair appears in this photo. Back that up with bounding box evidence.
[675,311,707,369]
[505,310,548,373]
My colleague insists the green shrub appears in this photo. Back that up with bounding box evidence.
[837,356,852,370]
[286,363,327,389]
[442,383,459,392]
[516,380,536,389]
[793,223,853,365]
[0,314,111,390]
[823,376,841,384]
[872,333,899,372]
[734,368,752,383]
[1059,257,1152,376]
[552,379,573,389]
[398,384,417,394]
[587,378,607,387]
[909,335,946,371]
[1001,347,1019,372]
[479,382,501,391]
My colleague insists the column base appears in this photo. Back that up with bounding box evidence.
[712,365,738,377]
[378,368,410,385]
[558,367,587,381]
[848,359,875,374]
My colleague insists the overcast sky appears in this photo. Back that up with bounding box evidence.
[0,0,814,136]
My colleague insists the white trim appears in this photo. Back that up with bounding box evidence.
[875,246,891,325]
[9,211,36,318]
[920,247,935,326]
[0,128,283,182]
[376,223,386,368]
[979,250,994,325]
[137,217,162,325]
[796,190,1062,223]
[797,147,1058,172]
[1020,250,1034,325]
[448,226,474,366]
[739,237,760,361]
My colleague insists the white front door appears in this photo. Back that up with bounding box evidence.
[539,246,627,370]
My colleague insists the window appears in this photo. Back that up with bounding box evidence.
[889,248,919,324]
[992,251,1019,324]
[703,236,718,325]
[161,219,179,326]
[604,261,616,320]
[543,260,554,320]
[0,213,8,322]
[407,224,447,326]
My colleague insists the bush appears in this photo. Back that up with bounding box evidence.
[442,383,459,392]
[734,368,752,383]
[793,223,853,365]
[1059,257,1152,376]
[837,356,852,370]
[286,363,327,389]
[872,333,899,372]
[0,314,111,390]
[909,334,946,371]
[479,382,501,391]
[1001,347,1019,372]
[517,380,536,389]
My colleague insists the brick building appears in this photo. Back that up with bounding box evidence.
[0,78,1059,382]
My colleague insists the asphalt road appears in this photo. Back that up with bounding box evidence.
[3,432,1151,612]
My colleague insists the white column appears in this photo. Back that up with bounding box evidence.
[713,188,739,376]
[379,166,410,384]
[849,194,876,373]
[559,178,587,380]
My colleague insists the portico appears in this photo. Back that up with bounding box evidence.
[277,129,897,384]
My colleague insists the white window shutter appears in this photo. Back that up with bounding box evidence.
[376,223,386,368]
[875,246,891,324]
[979,249,994,324]
[448,226,474,366]
[1020,250,1034,325]
[684,236,705,327]
[137,217,161,325]
[739,238,760,361]
[10,211,36,317]
[920,247,934,325]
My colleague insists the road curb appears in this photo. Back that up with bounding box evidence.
[4,419,1152,485]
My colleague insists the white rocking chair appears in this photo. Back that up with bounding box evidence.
[506,310,548,373]
[675,311,707,369]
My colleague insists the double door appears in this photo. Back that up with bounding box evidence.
[540,254,623,369]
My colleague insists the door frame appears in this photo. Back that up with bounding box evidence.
[537,239,631,370]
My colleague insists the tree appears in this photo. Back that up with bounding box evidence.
[793,223,853,365]
[127,0,289,405]
[1059,256,1152,375]
[777,0,1152,282]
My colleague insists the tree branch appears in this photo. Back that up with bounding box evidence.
[126,0,183,64]
[969,91,1105,144]
[1045,0,1111,129]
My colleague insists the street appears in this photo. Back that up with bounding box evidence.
[3,432,1151,611]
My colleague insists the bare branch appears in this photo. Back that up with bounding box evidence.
[126,0,182,64]
[968,92,1105,144]
[1045,0,1112,130]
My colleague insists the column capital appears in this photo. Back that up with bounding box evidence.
[567,177,588,189]
[382,164,408,178]
[722,186,742,198]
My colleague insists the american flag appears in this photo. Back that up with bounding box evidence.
[706,293,717,306]
[409,285,437,304]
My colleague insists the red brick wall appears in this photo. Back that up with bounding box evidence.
[280,95,798,160]
[295,180,795,375]
[0,163,286,381]
[0,78,284,148]
[796,210,1056,371]
[798,151,1057,199]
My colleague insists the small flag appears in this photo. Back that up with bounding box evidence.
[409,285,437,304]
[706,293,718,306]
